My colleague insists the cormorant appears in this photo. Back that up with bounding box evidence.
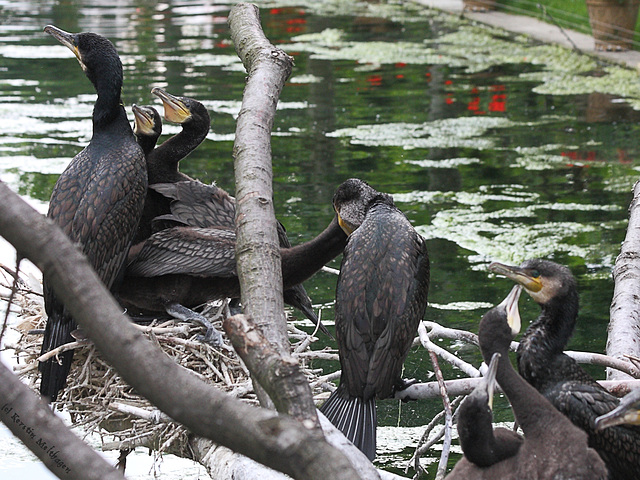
[41,26,147,401]
[118,211,348,325]
[455,352,523,468]
[319,178,430,460]
[132,87,209,244]
[132,104,162,156]
[596,388,640,430]
[489,259,640,479]
[447,285,607,479]
[149,180,327,334]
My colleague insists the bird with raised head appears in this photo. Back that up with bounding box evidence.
[446,285,607,479]
[40,25,147,401]
[489,258,640,479]
[455,352,523,469]
[319,178,430,460]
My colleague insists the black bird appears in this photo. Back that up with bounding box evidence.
[132,87,209,244]
[446,285,607,479]
[40,26,147,401]
[455,352,523,469]
[149,180,328,335]
[319,178,430,460]
[118,210,348,328]
[489,259,640,479]
[131,104,162,157]
[596,388,640,430]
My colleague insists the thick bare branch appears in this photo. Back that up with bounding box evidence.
[230,2,294,357]
[224,313,319,427]
[0,360,124,480]
[608,180,640,380]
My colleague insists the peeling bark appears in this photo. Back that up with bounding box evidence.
[607,180,640,380]
[224,314,320,427]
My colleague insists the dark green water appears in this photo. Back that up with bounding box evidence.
[1,0,640,477]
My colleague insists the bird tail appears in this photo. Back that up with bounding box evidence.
[38,310,75,402]
[320,387,377,460]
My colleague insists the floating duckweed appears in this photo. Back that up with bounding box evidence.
[328,117,513,149]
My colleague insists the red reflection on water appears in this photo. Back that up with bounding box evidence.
[367,75,383,87]
[489,94,506,112]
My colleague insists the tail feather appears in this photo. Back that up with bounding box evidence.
[320,387,377,460]
[39,309,76,402]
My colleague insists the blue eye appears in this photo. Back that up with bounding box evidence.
[531,270,540,278]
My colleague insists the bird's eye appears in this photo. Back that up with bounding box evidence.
[530,269,540,278]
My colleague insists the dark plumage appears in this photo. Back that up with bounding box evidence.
[490,259,640,479]
[132,104,162,156]
[320,178,430,460]
[40,26,147,401]
[118,212,348,321]
[596,388,640,430]
[456,352,523,468]
[142,180,329,334]
[132,87,209,244]
[446,285,607,479]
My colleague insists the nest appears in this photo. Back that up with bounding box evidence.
[1,263,338,461]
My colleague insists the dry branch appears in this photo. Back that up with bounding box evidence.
[608,179,640,380]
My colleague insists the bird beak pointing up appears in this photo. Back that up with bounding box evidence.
[498,284,522,337]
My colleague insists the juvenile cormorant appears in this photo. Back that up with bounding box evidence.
[596,388,640,430]
[149,180,327,334]
[118,213,348,323]
[446,285,607,479]
[132,104,162,156]
[319,178,430,460]
[489,259,640,479]
[132,87,209,244]
[41,26,147,401]
[455,352,523,468]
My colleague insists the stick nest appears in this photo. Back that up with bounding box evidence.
[2,264,336,459]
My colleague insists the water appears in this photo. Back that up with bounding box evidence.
[1,0,640,478]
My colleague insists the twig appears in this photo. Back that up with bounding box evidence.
[419,322,453,480]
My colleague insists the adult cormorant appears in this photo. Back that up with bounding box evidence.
[455,352,523,468]
[446,285,607,479]
[596,388,640,430]
[41,26,147,401]
[489,259,640,479]
[319,178,430,460]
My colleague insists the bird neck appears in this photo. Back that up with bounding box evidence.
[91,62,125,129]
[492,343,559,438]
[281,215,347,288]
[147,118,209,182]
[516,292,578,386]
[458,398,503,467]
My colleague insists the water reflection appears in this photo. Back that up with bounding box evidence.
[1,0,639,477]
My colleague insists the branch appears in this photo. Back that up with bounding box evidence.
[230,2,294,358]
[224,314,319,427]
[0,359,124,480]
[608,179,640,380]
